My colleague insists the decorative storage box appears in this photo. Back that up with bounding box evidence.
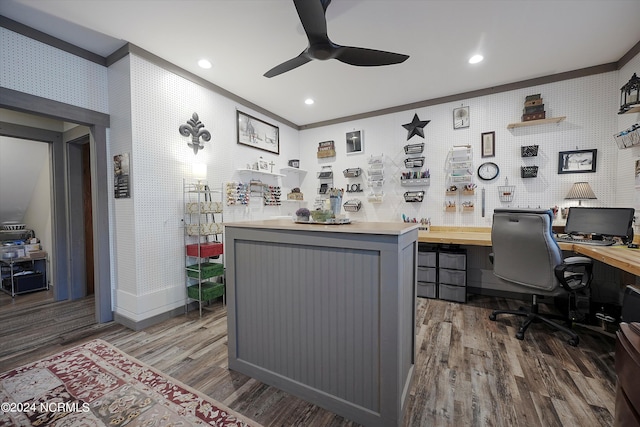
[187,282,224,301]
[186,262,224,279]
[186,222,224,236]
[287,192,304,200]
[522,112,546,121]
[186,242,223,258]
[186,201,223,214]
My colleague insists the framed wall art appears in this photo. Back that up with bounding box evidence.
[557,149,597,174]
[481,131,495,158]
[257,157,269,171]
[346,130,363,154]
[453,106,469,129]
[237,110,279,154]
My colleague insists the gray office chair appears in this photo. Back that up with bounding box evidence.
[489,208,593,346]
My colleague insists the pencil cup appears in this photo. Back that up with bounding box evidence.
[330,196,342,216]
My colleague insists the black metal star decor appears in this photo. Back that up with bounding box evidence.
[402,113,430,140]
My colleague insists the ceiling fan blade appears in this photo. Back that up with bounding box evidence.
[294,0,330,45]
[263,52,312,78]
[336,46,409,67]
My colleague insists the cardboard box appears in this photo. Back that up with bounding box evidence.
[28,250,47,259]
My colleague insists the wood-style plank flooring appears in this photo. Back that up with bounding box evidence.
[0,294,617,426]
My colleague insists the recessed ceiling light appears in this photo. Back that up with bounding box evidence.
[469,54,483,64]
[305,98,315,105]
[198,59,212,69]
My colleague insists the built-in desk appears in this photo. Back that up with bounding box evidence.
[419,227,640,276]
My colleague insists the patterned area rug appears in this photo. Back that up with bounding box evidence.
[0,339,262,426]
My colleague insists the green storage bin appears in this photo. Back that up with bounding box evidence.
[186,262,224,279]
[187,282,225,301]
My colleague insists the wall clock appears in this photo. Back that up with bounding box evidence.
[477,162,499,181]
[453,106,470,129]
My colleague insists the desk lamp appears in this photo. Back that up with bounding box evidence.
[565,182,597,206]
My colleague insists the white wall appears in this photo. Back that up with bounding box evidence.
[108,53,301,323]
[299,71,627,227]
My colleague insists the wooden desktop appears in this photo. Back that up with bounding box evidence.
[419,226,640,276]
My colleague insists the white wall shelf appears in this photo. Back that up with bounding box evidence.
[280,167,308,175]
[236,168,284,177]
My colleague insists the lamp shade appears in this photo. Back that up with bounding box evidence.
[565,182,596,205]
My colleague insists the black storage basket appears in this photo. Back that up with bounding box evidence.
[520,166,539,178]
[521,145,539,157]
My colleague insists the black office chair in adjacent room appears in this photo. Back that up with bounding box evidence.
[489,208,594,346]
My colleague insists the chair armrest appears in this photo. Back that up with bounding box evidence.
[554,257,593,292]
[489,252,494,264]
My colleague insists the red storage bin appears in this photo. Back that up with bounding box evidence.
[186,242,223,258]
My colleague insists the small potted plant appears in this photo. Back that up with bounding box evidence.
[295,207,310,222]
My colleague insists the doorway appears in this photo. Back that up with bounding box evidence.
[0,88,112,323]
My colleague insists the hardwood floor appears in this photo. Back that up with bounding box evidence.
[0,295,617,426]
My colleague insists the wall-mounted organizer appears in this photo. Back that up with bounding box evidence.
[447,145,473,185]
[444,201,457,212]
[263,185,281,206]
[614,122,640,149]
[343,167,362,178]
[404,143,424,155]
[343,199,362,212]
[521,145,539,157]
[404,190,425,203]
[249,180,266,197]
[400,171,430,186]
[404,157,425,168]
[498,178,515,202]
[225,182,249,206]
[317,166,333,195]
[366,154,385,203]
[520,166,539,178]
[460,184,476,212]
[184,179,225,317]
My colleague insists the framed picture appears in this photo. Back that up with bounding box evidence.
[113,153,130,199]
[346,130,364,154]
[453,106,469,129]
[558,149,597,174]
[481,131,495,158]
[237,110,279,155]
[257,158,269,171]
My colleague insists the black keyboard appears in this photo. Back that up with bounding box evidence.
[555,237,615,246]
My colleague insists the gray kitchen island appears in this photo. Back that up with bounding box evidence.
[224,219,418,427]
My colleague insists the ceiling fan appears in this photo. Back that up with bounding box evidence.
[264,0,409,78]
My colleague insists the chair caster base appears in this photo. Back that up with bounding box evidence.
[568,338,579,346]
[515,331,525,340]
[489,313,497,321]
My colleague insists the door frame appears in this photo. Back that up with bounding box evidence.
[0,87,112,323]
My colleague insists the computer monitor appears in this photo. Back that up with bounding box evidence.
[564,207,635,242]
